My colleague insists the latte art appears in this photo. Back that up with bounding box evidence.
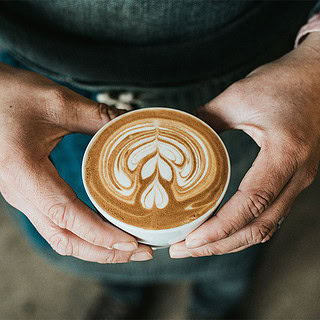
[103,121,210,211]
[85,108,229,230]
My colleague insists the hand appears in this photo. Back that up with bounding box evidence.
[0,63,153,263]
[170,33,320,258]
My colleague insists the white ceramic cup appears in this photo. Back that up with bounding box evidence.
[82,108,231,248]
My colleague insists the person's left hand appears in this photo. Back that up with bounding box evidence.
[170,32,320,258]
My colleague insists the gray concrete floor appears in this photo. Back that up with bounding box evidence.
[0,173,319,320]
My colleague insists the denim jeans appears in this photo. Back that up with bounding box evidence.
[1,51,263,317]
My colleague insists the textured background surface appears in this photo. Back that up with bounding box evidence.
[0,171,319,319]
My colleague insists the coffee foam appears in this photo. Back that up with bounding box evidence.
[85,108,229,230]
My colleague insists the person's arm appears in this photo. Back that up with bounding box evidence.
[170,31,320,258]
[0,63,152,263]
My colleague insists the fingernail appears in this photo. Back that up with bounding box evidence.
[170,249,192,259]
[113,241,138,251]
[130,251,153,262]
[186,239,208,249]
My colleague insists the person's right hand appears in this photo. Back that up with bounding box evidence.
[0,63,153,263]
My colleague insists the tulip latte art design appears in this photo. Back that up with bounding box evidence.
[85,109,229,229]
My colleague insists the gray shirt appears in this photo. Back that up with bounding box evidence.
[0,1,316,90]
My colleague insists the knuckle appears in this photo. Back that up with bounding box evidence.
[219,226,235,238]
[238,190,274,220]
[193,246,221,257]
[45,197,76,229]
[49,232,76,256]
[208,246,224,256]
[103,250,124,264]
[47,86,69,108]
[190,250,204,258]
[81,226,110,248]
[97,103,111,123]
[219,220,240,238]
[44,86,71,122]
[212,215,239,239]
[247,224,272,245]
[47,203,68,228]
[192,249,210,258]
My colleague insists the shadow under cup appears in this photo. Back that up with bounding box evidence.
[82,108,230,248]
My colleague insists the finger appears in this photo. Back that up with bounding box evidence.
[182,209,289,258]
[50,86,126,135]
[172,171,300,258]
[185,147,296,249]
[214,221,280,255]
[218,224,278,254]
[225,213,283,252]
[209,206,290,254]
[196,224,277,256]
[33,213,139,263]
[29,207,152,263]
[170,214,281,259]
[14,157,142,252]
[3,187,153,263]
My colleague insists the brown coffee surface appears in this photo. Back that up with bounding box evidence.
[85,108,229,230]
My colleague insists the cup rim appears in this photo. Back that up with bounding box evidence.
[82,107,231,234]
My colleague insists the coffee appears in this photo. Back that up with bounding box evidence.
[84,108,229,230]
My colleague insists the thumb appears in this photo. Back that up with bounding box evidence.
[54,86,126,135]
